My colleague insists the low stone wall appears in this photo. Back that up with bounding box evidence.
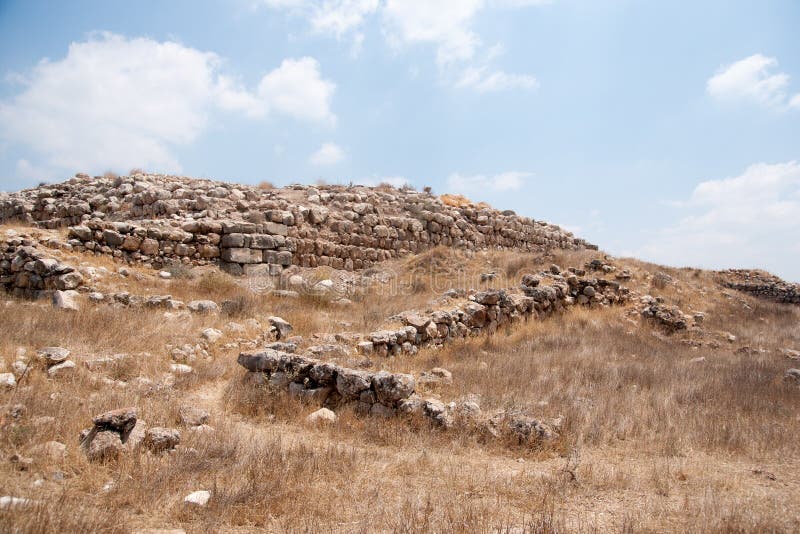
[237,349,415,418]
[0,233,83,297]
[359,266,630,357]
[718,269,800,305]
[236,348,559,442]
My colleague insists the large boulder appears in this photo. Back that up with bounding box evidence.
[335,369,372,400]
[92,407,138,440]
[237,350,283,372]
[371,372,415,405]
[268,316,293,340]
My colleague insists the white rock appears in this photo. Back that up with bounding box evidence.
[47,360,76,377]
[183,490,211,507]
[52,290,80,311]
[12,360,29,377]
[0,373,16,389]
[37,347,70,365]
[306,407,337,425]
[0,496,35,510]
[170,363,193,375]
[200,328,223,343]
[312,279,334,294]
[159,271,172,279]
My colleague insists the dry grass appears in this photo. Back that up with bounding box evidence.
[257,180,275,190]
[2,234,800,532]
[440,193,490,209]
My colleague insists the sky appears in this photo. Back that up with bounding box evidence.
[0,0,799,280]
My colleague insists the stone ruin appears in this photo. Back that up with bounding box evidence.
[1,172,595,277]
[237,347,560,443]
[358,265,631,357]
[0,231,83,298]
[718,269,800,305]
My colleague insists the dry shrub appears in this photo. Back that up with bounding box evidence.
[440,193,473,208]
[0,496,124,534]
[102,171,118,180]
[164,262,195,280]
[128,167,145,175]
[257,180,275,190]
[195,269,240,298]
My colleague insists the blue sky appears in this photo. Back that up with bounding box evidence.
[1,0,799,279]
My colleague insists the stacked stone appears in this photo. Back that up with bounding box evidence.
[640,296,688,332]
[237,349,415,418]
[358,267,631,357]
[0,235,83,297]
[238,349,559,441]
[66,219,220,268]
[217,220,295,276]
[719,269,800,305]
[1,173,596,275]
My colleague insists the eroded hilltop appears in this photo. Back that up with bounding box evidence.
[0,172,593,276]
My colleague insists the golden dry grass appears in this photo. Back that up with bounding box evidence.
[2,230,800,532]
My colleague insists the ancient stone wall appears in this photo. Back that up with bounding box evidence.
[0,234,83,298]
[358,268,629,356]
[718,269,800,304]
[238,349,415,418]
[2,173,595,275]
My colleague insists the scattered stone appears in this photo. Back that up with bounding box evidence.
[170,363,194,375]
[29,441,66,462]
[183,490,211,507]
[268,316,293,340]
[784,369,800,384]
[10,453,33,471]
[372,372,416,405]
[89,408,135,436]
[47,360,76,377]
[651,271,673,289]
[0,496,36,510]
[52,290,80,310]
[187,300,218,314]
[0,373,16,389]
[37,347,70,366]
[143,427,181,453]
[419,367,453,386]
[84,431,124,462]
[306,407,337,425]
[200,328,223,343]
[179,406,210,427]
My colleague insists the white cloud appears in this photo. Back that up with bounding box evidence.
[310,0,380,38]
[309,142,345,165]
[383,0,484,65]
[447,171,531,193]
[492,0,552,5]
[790,93,800,109]
[456,66,538,92]
[707,54,798,109]
[639,162,800,279]
[0,33,336,180]
[262,0,542,92]
[258,57,337,123]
